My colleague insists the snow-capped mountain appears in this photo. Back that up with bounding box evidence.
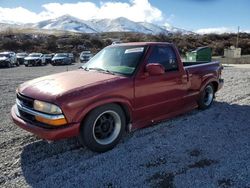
[139,22,170,35]
[1,15,194,35]
[31,15,97,33]
[89,17,155,34]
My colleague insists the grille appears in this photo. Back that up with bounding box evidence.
[16,94,57,129]
[28,60,35,63]
[17,93,34,109]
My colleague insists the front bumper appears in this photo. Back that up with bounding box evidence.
[17,58,24,64]
[52,60,68,65]
[11,105,80,140]
[0,61,10,67]
[80,58,89,63]
[24,59,41,66]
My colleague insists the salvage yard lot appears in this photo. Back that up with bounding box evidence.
[0,64,249,187]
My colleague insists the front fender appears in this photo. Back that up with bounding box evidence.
[73,96,133,124]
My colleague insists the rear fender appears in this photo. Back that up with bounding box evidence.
[199,77,219,94]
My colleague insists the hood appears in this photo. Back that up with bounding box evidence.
[52,57,66,61]
[17,55,26,58]
[0,57,8,61]
[18,69,125,102]
[25,57,40,60]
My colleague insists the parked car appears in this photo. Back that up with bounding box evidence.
[11,42,224,152]
[43,54,53,64]
[24,53,46,66]
[51,53,72,66]
[68,53,75,63]
[112,41,122,45]
[16,52,28,65]
[79,50,92,63]
[0,51,18,68]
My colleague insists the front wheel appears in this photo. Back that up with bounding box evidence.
[79,104,126,152]
[7,62,12,68]
[198,83,214,110]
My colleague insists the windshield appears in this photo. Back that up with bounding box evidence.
[81,51,91,54]
[29,54,41,57]
[82,46,145,75]
[17,53,27,56]
[0,54,9,57]
[54,53,68,57]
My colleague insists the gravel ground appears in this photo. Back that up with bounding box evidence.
[0,64,249,188]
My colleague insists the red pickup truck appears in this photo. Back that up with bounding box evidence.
[11,42,223,152]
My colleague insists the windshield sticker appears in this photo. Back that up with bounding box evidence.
[125,47,144,54]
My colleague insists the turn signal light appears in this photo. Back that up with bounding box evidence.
[35,116,67,126]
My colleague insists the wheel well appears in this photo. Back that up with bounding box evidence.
[211,81,218,92]
[115,102,131,125]
[80,102,131,131]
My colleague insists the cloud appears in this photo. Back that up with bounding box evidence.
[195,27,234,34]
[0,7,42,23]
[0,0,164,23]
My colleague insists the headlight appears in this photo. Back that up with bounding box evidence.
[34,100,62,114]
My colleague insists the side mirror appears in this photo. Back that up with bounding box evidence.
[146,63,165,76]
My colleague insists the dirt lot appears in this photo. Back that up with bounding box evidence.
[0,64,249,187]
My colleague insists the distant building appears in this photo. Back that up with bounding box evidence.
[224,46,241,58]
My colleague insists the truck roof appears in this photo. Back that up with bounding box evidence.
[112,42,171,47]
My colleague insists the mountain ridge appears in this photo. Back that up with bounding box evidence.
[0,15,195,35]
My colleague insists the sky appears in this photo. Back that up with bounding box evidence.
[0,0,249,34]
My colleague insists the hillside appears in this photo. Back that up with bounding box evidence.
[0,31,250,57]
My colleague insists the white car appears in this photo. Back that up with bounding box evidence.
[80,51,93,63]
[0,52,18,68]
[24,53,46,66]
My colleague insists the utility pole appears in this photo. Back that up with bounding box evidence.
[236,26,240,48]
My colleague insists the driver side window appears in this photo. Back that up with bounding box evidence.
[147,45,178,72]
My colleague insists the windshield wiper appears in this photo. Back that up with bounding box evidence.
[88,67,115,75]
[80,66,89,70]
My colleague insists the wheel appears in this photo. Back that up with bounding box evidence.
[198,83,214,110]
[79,104,126,152]
[7,62,12,68]
[16,62,20,67]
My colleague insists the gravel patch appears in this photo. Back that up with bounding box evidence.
[0,64,249,187]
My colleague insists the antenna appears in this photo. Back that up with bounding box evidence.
[236,26,240,48]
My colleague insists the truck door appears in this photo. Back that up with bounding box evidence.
[134,44,187,123]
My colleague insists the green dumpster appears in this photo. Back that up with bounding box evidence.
[186,46,212,62]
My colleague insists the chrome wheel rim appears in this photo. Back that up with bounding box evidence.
[93,110,121,145]
[204,85,214,106]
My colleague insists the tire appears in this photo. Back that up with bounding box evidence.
[198,83,214,110]
[7,62,12,68]
[79,104,126,152]
[16,62,19,67]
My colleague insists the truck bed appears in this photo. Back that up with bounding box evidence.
[183,61,210,67]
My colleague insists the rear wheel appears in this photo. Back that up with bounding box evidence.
[79,104,126,152]
[198,83,214,110]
